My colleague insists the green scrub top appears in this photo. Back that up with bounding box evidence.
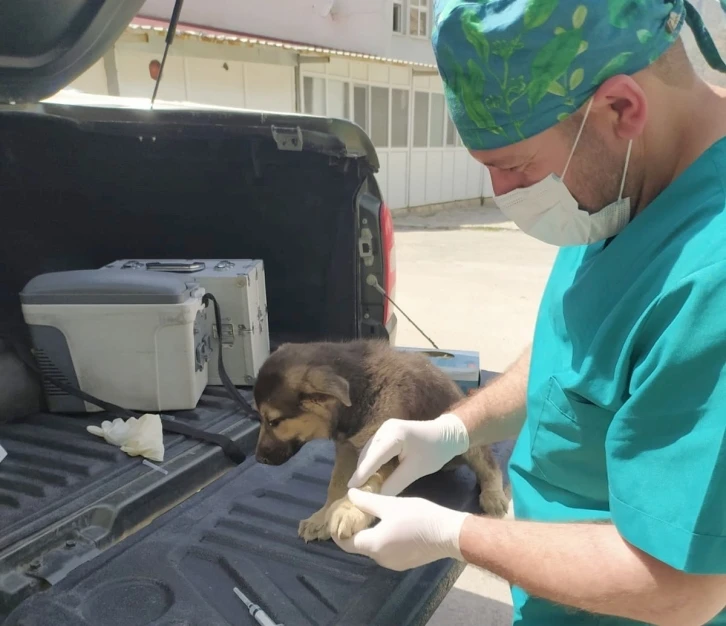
[508,137,726,625]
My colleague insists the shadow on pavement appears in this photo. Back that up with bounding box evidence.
[428,587,514,626]
[393,203,517,233]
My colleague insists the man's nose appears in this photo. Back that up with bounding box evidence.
[488,168,527,196]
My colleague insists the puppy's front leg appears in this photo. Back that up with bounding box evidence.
[326,460,396,542]
[298,443,358,542]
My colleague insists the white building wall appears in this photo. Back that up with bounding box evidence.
[244,63,297,113]
[183,57,245,107]
[67,59,108,95]
[116,49,189,101]
[109,33,298,113]
[117,0,726,208]
[301,58,491,209]
[139,0,437,66]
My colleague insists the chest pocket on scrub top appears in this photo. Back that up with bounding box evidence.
[529,377,612,503]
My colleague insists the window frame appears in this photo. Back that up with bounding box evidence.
[445,113,457,148]
[302,73,355,122]
[352,83,370,134]
[413,89,430,148]
[393,0,404,34]
[409,0,429,39]
[428,92,446,148]
[302,75,326,117]
[390,87,410,148]
[370,85,391,149]
[326,78,350,120]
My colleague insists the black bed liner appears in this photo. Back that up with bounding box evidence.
[0,388,258,620]
[3,440,484,626]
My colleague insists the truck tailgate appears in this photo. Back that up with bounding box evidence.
[3,440,483,626]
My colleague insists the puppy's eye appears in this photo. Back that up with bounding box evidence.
[268,416,291,428]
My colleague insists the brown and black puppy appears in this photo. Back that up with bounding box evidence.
[253,340,509,543]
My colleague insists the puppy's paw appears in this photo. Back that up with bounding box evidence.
[298,508,331,543]
[480,489,510,519]
[326,496,374,541]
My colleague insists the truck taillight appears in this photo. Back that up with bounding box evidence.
[380,202,396,325]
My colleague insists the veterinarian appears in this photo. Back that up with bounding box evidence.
[336,1,726,624]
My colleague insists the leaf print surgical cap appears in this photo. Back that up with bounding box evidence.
[433,0,726,150]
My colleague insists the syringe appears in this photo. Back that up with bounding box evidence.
[233,587,284,626]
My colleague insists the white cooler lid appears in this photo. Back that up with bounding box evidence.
[20,270,200,305]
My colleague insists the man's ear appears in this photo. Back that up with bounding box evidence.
[301,366,352,407]
[592,74,648,140]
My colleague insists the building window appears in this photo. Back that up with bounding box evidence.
[371,86,390,148]
[393,1,403,33]
[354,85,369,133]
[391,89,409,147]
[429,93,445,147]
[446,113,457,147]
[303,76,326,116]
[410,0,429,37]
[413,91,429,147]
[328,79,350,119]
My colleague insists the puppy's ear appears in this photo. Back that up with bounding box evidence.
[302,366,352,407]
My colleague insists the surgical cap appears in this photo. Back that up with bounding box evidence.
[433,0,726,150]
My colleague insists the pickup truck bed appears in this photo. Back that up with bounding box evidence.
[0,92,479,623]
[0,389,258,620]
[3,438,482,626]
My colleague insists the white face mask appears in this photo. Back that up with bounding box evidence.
[494,99,633,247]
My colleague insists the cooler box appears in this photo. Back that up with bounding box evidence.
[102,259,269,386]
[397,347,481,395]
[20,270,211,413]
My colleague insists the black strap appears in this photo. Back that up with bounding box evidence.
[2,294,259,466]
[202,293,259,418]
[157,418,247,464]
[6,336,136,418]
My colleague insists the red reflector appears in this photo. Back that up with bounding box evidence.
[380,202,396,325]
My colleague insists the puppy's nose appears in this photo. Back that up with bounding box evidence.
[256,454,271,465]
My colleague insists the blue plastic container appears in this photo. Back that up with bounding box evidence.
[396,347,481,395]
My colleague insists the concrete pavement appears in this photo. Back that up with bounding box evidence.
[394,199,519,234]
[391,205,557,625]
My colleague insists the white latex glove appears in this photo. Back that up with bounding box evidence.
[0,443,6,464]
[348,413,469,496]
[334,489,471,571]
[87,414,164,462]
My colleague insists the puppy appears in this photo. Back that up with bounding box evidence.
[253,340,509,543]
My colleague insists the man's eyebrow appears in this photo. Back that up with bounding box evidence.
[487,155,524,168]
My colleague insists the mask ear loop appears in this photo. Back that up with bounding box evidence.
[561,97,594,181]
[618,140,633,200]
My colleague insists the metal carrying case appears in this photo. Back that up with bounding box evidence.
[102,259,270,386]
[20,270,211,413]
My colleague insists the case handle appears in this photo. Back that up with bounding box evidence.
[145,261,206,273]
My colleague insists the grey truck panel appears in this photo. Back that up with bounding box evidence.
[4,440,486,626]
[0,389,258,620]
